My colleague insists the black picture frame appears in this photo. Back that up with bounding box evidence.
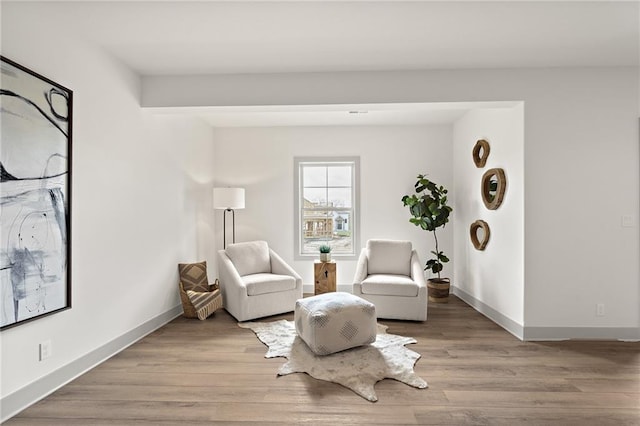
[1,56,73,330]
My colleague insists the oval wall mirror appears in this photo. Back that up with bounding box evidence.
[470,220,490,250]
[472,139,490,168]
[481,168,506,210]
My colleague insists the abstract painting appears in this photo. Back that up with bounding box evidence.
[1,56,72,330]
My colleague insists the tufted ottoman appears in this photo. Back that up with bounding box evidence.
[294,292,377,355]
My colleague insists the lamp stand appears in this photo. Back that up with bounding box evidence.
[222,208,236,248]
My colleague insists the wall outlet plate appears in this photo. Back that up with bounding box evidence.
[39,340,52,361]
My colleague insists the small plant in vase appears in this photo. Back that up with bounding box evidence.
[402,174,453,303]
[319,244,332,262]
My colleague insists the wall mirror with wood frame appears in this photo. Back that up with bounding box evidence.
[481,168,506,210]
[472,139,490,168]
[470,220,490,250]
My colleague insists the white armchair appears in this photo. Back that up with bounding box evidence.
[352,239,427,321]
[217,240,303,322]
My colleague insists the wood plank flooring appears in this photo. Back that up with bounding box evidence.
[7,296,640,425]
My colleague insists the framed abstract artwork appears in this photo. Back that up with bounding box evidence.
[1,56,72,330]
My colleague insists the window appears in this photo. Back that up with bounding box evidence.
[294,157,359,259]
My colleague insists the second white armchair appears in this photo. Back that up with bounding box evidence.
[352,239,428,321]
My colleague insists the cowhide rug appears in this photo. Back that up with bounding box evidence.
[238,319,427,402]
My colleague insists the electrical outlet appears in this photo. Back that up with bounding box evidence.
[596,304,605,317]
[621,215,633,228]
[39,340,52,361]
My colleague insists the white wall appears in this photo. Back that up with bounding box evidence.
[1,4,216,417]
[521,72,638,337]
[147,67,639,339]
[212,125,453,290]
[452,106,525,332]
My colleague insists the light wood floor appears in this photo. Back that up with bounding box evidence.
[7,295,640,425]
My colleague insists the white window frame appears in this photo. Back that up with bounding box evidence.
[294,157,360,260]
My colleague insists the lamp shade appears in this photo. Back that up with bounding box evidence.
[213,187,245,210]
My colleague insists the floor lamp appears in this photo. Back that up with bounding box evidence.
[213,187,245,248]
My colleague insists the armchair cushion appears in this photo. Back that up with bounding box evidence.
[226,240,271,276]
[367,239,412,276]
[243,273,297,296]
[361,274,419,297]
[178,261,210,292]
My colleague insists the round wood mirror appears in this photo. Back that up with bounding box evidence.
[472,139,490,168]
[470,220,490,250]
[481,168,506,210]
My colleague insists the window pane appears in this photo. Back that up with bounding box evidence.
[328,166,351,187]
[301,210,332,254]
[303,187,327,207]
[327,188,351,208]
[303,166,326,187]
[301,210,353,254]
[331,211,352,254]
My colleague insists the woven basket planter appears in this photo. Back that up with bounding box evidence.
[427,278,450,303]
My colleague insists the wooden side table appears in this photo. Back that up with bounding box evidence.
[314,261,336,295]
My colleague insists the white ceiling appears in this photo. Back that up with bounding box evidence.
[41,1,638,76]
[13,0,637,126]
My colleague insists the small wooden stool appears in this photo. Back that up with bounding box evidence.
[314,261,336,295]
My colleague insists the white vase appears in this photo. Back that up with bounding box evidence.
[320,253,331,262]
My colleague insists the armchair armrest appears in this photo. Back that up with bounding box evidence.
[352,248,368,296]
[353,248,369,284]
[410,250,427,288]
[217,250,249,318]
[270,249,303,289]
[218,251,245,286]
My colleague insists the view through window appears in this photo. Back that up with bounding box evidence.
[296,158,359,257]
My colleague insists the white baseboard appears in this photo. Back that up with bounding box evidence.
[523,326,640,341]
[452,287,640,341]
[0,305,183,423]
[452,286,524,340]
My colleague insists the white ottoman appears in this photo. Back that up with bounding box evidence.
[294,292,377,355]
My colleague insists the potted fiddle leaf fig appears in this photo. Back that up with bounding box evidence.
[402,174,453,303]
[319,244,332,262]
